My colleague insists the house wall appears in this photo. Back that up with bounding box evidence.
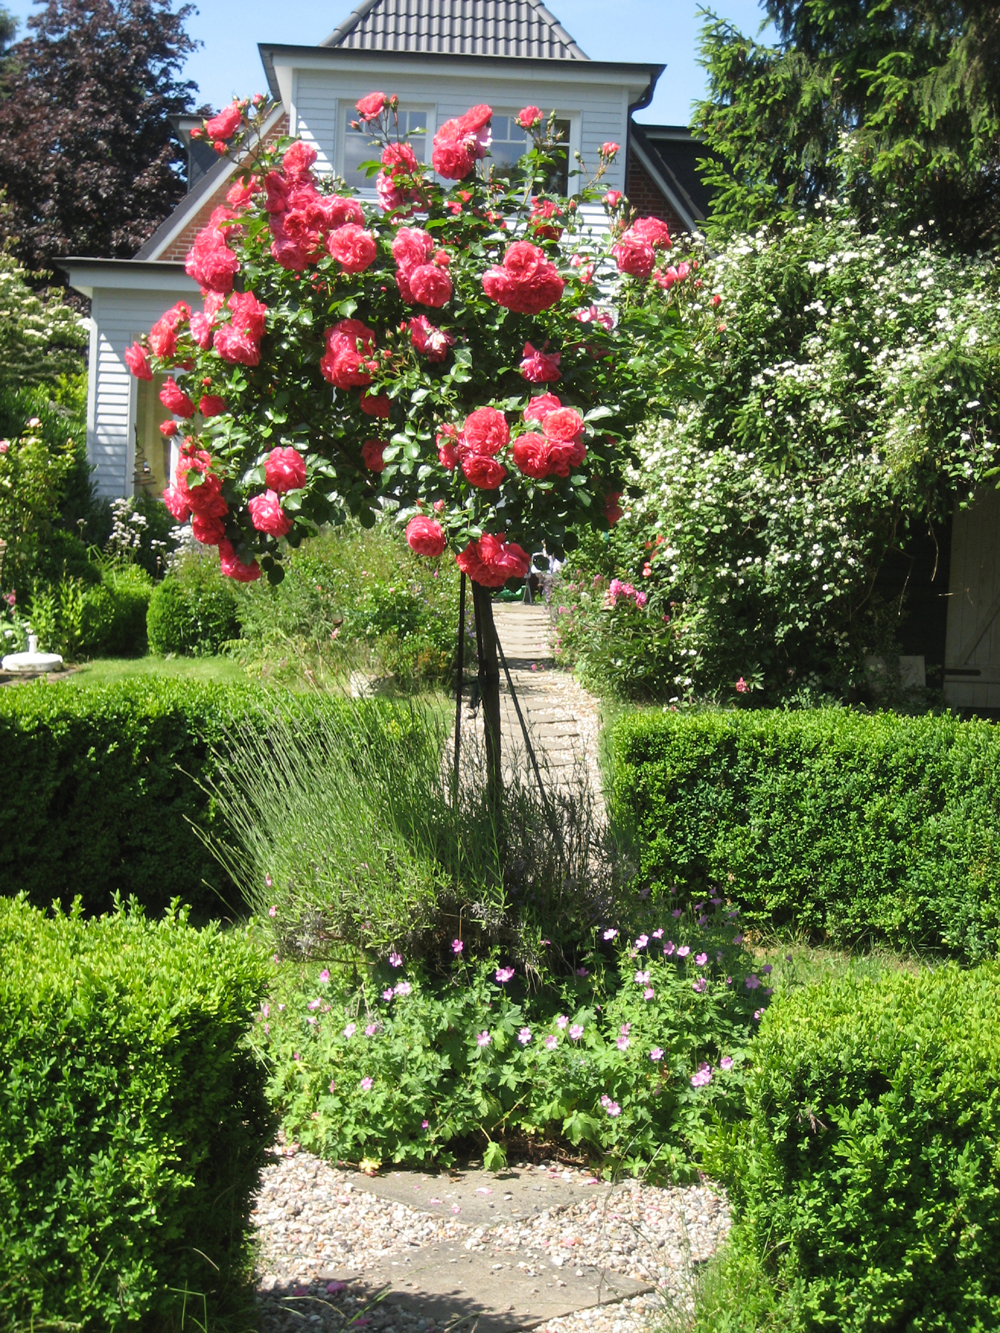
[87,283,200,498]
[291,66,630,195]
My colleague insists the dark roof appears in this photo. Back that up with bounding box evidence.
[320,0,589,59]
[629,123,717,225]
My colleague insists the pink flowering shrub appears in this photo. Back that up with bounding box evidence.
[128,95,692,588]
[257,896,765,1177]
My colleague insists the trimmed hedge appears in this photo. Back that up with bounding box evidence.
[0,897,276,1331]
[703,965,1000,1332]
[0,679,250,919]
[608,709,1000,959]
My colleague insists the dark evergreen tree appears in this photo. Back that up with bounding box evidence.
[695,1,1000,248]
[0,0,200,269]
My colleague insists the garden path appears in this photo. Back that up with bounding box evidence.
[253,1145,729,1333]
[456,602,603,809]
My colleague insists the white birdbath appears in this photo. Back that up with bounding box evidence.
[1,632,64,673]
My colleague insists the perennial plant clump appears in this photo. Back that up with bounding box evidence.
[126,92,696,588]
[257,897,767,1177]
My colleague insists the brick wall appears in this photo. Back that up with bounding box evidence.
[625,153,686,237]
[152,114,290,261]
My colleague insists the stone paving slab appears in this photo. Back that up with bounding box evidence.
[319,1241,650,1333]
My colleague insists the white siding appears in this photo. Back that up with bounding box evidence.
[88,287,201,498]
[944,487,1000,710]
[295,73,338,174]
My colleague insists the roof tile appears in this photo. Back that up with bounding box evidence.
[321,0,588,59]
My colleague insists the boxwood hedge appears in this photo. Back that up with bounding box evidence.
[0,679,252,919]
[0,679,418,921]
[700,964,1000,1332]
[0,897,276,1331]
[608,708,1000,960]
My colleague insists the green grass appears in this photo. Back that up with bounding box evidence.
[60,655,249,688]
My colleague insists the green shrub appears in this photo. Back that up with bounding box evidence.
[260,899,764,1178]
[147,548,240,656]
[608,708,1000,960]
[699,965,1000,1332]
[80,563,153,656]
[0,679,433,922]
[0,896,276,1331]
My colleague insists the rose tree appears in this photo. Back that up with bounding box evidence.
[127,93,695,788]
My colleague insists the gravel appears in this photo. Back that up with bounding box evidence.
[254,1147,729,1333]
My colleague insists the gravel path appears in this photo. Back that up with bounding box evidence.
[254,1148,728,1333]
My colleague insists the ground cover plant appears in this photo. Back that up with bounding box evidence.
[255,898,768,1180]
[694,961,1000,1333]
[607,707,1000,961]
[0,895,275,1332]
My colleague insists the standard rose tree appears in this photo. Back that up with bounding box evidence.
[127,92,697,790]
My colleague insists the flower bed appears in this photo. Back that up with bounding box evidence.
[256,899,767,1178]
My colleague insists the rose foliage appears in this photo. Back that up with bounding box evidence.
[128,95,694,587]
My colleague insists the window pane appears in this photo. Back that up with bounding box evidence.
[344,108,426,187]
[485,116,570,194]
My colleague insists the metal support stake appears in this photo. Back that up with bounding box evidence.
[452,572,467,802]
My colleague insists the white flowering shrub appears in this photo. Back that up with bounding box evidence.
[556,206,1000,702]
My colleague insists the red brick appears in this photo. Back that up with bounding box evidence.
[625,154,686,238]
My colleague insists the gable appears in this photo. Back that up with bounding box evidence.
[321,0,588,60]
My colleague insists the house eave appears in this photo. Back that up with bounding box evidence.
[258,41,662,105]
[628,125,704,231]
[58,258,199,301]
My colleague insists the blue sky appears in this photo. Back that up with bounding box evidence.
[8,0,772,126]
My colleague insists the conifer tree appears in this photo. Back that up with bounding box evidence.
[695,0,1000,248]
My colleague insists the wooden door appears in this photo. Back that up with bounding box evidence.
[944,487,1000,710]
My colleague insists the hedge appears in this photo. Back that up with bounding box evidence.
[0,678,254,919]
[0,897,276,1331]
[607,709,1000,960]
[701,965,1000,1332]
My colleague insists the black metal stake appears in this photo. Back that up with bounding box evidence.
[452,572,467,802]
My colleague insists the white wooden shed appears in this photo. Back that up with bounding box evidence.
[944,488,1000,712]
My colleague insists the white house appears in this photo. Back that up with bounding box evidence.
[62,0,711,511]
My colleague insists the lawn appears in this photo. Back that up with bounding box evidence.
[60,654,249,688]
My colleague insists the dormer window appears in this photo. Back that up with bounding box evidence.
[343,109,428,187]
